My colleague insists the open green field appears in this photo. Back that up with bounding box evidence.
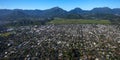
[0,32,11,37]
[48,18,111,24]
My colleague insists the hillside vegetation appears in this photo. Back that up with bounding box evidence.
[0,7,120,26]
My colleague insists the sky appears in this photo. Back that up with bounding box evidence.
[0,0,120,10]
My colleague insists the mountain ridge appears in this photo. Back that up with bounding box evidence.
[0,7,119,11]
[0,7,120,24]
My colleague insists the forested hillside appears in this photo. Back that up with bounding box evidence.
[0,7,120,26]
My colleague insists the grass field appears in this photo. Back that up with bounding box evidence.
[0,32,11,37]
[48,18,111,24]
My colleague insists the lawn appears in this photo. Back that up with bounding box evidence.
[48,18,111,24]
[0,32,11,37]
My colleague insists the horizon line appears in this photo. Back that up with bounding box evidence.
[0,6,120,11]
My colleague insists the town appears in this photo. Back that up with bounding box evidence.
[0,24,120,60]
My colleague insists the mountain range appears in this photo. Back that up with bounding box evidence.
[0,7,120,25]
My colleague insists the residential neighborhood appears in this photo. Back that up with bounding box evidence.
[0,24,120,60]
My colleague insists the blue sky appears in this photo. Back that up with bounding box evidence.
[0,0,120,10]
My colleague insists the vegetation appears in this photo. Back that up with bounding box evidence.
[0,7,120,60]
[0,7,120,26]
[48,18,111,24]
[1,18,53,27]
[0,32,11,37]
